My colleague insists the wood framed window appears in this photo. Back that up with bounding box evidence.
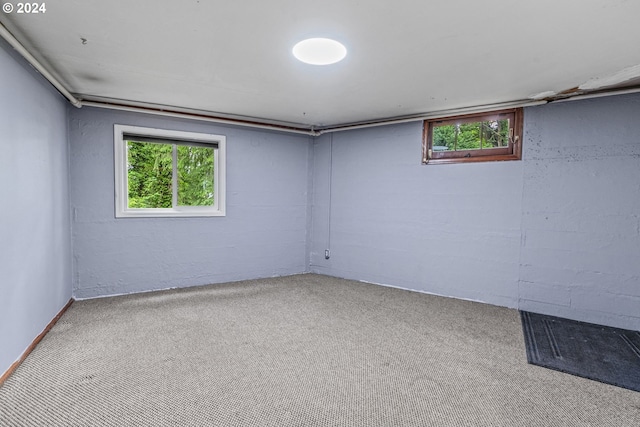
[422,108,523,164]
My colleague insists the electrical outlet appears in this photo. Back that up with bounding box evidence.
[325,249,330,259]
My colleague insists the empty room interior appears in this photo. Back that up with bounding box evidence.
[1,1,639,425]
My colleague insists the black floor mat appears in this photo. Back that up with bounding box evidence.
[520,311,640,392]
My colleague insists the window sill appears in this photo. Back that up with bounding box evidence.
[116,208,225,218]
[423,153,521,165]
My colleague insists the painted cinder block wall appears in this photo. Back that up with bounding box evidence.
[519,95,640,330]
[309,124,524,308]
[68,107,312,299]
[310,94,640,330]
[0,39,72,375]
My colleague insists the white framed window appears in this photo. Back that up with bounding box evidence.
[114,125,226,218]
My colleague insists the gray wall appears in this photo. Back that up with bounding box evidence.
[0,39,72,375]
[69,107,312,299]
[310,124,524,308]
[310,94,640,330]
[520,95,640,330]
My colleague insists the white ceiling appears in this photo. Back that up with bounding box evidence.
[2,0,640,130]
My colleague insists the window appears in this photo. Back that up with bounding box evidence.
[422,108,523,164]
[114,125,226,217]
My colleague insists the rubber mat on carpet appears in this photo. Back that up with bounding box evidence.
[520,311,640,392]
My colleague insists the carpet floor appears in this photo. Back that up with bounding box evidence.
[1,274,639,426]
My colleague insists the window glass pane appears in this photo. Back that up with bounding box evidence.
[177,145,214,206]
[127,141,173,208]
[432,118,510,151]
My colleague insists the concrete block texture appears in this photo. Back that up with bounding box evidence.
[520,94,640,329]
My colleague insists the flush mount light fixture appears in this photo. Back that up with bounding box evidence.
[292,38,347,65]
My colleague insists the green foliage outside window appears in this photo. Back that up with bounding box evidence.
[126,141,214,209]
[432,119,510,151]
[177,145,214,206]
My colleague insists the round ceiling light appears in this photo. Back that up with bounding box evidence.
[292,38,347,65]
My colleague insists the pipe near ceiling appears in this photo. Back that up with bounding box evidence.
[0,21,82,108]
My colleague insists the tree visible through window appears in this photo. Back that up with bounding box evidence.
[177,145,215,206]
[114,125,225,217]
[423,108,523,164]
[126,141,214,208]
[432,119,510,151]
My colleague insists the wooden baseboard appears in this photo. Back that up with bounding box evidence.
[0,298,74,386]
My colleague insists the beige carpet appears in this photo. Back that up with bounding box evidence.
[1,274,638,426]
